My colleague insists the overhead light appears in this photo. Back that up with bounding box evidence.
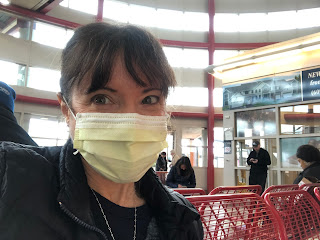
[0,0,10,5]
[206,32,320,75]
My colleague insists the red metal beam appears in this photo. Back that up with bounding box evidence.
[16,95,60,106]
[96,0,104,22]
[207,0,215,192]
[284,113,320,120]
[214,42,277,50]
[39,0,64,14]
[160,39,209,49]
[170,111,223,119]
[0,3,81,29]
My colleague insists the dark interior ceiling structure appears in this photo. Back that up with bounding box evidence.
[0,0,62,34]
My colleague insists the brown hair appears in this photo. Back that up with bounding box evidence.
[60,22,176,103]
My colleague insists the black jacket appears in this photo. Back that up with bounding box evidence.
[0,105,37,146]
[247,147,271,172]
[293,162,320,184]
[0,140,203,240]
[156,155,167,171]
[166,166,196,188]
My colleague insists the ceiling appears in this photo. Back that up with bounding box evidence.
[0,0,60,33]
[10,0,49,10]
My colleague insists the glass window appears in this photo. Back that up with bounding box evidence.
[213,88,223,107]
[297,8,320,29]
[0,60,26,86]
[60,0,98,15]
[32,22,74,49]
[28,115,69,146]
[214,14,239,32]
[0,10,31,40]
[214,127,224,168]
[281,171,300,184]
[182,49,208,69]
[236,138,276,167]
[128,4,156,27]
[183,12,208,32]
[267,11,297,31]
[280,137,320,168]
[103,0,129,23]
[167,87,208,107]
[163,47,184,68]
[213,50,245,65]
[280,103,320,135]
[236,108,276,137]
[27,67,61,92]
[270,170,278,185]
[238,13,267,32]
[236,169,249,185]
[163,47,208,69]
[181,127,207,167]
[156,9,183,30]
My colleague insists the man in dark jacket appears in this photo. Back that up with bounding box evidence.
[247,140,271,193]
[156,151,167,171]
[0,140,203,240]
[0,81,37,146]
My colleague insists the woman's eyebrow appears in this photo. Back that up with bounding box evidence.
[86,87,117,94]
[143,88,161,93]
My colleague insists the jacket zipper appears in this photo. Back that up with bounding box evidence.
[59,202,109,240]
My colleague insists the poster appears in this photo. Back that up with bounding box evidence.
[224,140,232,154]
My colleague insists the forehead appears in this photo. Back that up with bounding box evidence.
[75,56,157,94]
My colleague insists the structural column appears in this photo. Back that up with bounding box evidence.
[207,0,215,192]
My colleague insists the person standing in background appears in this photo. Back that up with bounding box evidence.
[169,149,180,167]
[247,140,270,192]
[156,151,167,171]
[0,81,37,146]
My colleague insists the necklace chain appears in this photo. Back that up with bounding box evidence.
[91,189,137,240]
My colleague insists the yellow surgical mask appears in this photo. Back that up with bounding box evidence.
[72,112,168,183]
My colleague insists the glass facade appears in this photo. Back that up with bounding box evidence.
[0,60,26,86]
[0,10,31,40]
[280,103,320,135]
[236,138,276,167]
[280,136,320,168]
[236,108,276,137]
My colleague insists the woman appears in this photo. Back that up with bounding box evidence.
[293,144,320,184]
[0,23,203,240]
[166,156,196,188]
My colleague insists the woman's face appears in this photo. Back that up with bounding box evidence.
[59,56,166,138]
[180,164,187,170]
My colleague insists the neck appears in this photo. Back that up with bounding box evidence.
[302,161,314,170]
[82,158,145,208]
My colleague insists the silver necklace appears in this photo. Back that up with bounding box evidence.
[91,189,137,240]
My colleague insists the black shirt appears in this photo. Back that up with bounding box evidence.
[90,190,152,240]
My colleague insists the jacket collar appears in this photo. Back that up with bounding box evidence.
[56,139,95,225]
[56,139,200,230]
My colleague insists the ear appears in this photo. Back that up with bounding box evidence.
[57,93,69,123]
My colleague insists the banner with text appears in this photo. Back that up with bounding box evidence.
[302,67,320,101]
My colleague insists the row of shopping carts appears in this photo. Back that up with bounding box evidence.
[173,184,320,240]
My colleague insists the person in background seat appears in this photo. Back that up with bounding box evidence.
[293,144,320,184]
[0,81,37,146]
[166,156,196,188]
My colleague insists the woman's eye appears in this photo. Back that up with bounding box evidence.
[92,95,111,104]
[142,96,159,104]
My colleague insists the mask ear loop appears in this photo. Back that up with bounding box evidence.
[62,95,76,120]
[62,95,79,155]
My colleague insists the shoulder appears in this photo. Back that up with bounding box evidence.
[0,142,61,203]
[0,142,61,181]
[0,141,61,163]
